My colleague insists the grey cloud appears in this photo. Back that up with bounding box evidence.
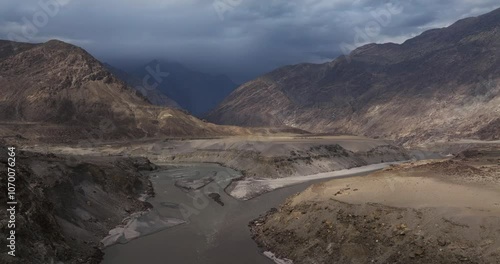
[0,0,498,82]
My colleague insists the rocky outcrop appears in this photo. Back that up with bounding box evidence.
[0,148,156,264]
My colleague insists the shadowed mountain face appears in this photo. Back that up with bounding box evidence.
[0,40,247,142]
[126,60,238,117]
[208,8,500,144]
[103,63,182,109]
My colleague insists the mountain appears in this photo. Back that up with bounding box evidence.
[0,39,247,142]
[128,60,238,117]
[103,63,182,109]
[207,8,500,144]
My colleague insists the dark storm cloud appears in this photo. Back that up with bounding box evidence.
[0,0,498,82]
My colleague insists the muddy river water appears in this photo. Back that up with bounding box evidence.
[102,163,380,264]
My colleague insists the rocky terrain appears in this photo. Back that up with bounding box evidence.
[250,147,500,264]
[162,139,412,180]
[22,135,443,202]
[208,8,500,145]
[29,135,427,181]
[0,39,249,143]
[0,146,157,264]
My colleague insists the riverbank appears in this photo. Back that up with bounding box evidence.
[250,147,500,264]
[226,161,405,200]
[0,149,156,264]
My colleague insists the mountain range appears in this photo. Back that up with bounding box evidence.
[207,8,500,144]
[0,39,247,142]
[1,8,498,145]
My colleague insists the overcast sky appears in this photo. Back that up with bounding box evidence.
[1,0,499,82]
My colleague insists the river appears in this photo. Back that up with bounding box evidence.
[102,163,382,264]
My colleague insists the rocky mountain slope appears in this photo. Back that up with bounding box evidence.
[0,40,248,142]
[208,8,500,145]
